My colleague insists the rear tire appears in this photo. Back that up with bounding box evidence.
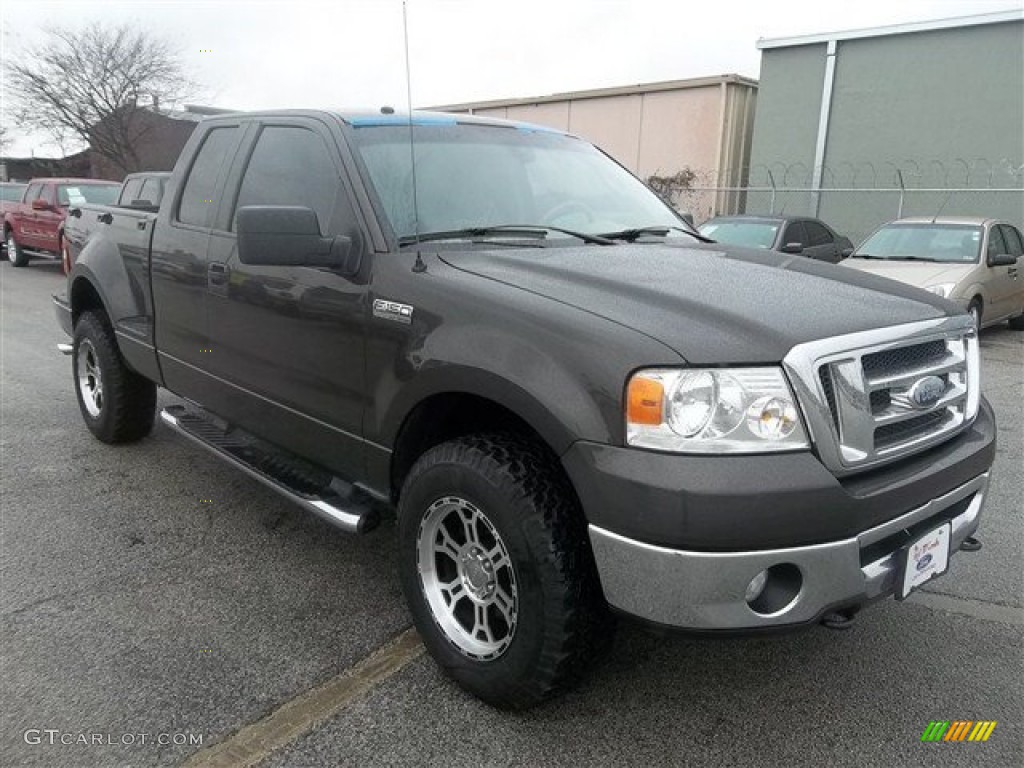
[72,310,157,443]
[1009,311,1024,330]
[397,433,610,709]
[7,231,29,267]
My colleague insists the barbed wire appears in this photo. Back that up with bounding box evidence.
[681,158,1024,189]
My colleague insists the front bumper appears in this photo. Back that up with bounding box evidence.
[589,471,988,630]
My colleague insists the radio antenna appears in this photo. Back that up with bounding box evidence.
[402,0,422,249]
[931,191,953,223]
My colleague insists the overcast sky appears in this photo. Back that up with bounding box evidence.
[1,0,1021,156]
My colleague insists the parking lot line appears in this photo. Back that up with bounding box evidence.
[182,628,424,768]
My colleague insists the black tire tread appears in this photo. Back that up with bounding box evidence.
[74,311,156,443]
[401,432,611,709]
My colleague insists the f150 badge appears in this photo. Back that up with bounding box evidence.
[373,298,414,324]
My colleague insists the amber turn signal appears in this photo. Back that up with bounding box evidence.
[627,376,665,425]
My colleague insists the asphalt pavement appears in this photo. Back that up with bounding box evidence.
[1,258,1021,767]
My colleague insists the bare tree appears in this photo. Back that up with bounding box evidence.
[5,23,196,174]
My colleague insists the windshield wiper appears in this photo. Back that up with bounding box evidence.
[596,225,714,243]
[886,255,943,262]
[398,225,613,247]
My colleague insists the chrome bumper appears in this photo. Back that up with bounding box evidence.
[589,472,988,630]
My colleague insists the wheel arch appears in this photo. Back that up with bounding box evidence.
[389,387,578,506]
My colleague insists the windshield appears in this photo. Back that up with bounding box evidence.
[855,224,983,263]
[349,121,691,242]
[698,219,779,249]
[57,184,120,206]
[1,184,26,202]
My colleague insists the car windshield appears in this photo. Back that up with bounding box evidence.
[855,224,983,263]
[57,184,120,206]
[349,119,693,242]
[2,184,26,202]
[698,219,779,249]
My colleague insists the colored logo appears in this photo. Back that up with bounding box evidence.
[921,721,997,742]
[916,554,934,571]
[908,375,945,409]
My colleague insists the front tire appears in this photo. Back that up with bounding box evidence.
[6,231,29,267]
[968,298,982,330]
[397,433,609,709]
[1009,310,1024,330]
[72,311,157,443]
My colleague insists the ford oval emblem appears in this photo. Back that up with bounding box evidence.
[908,375,945,409]
[916,553,934,571]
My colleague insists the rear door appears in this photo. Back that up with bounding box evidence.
[151,123,245,400]
[14,182,43,247]
[203,117,370,479]
[36,183,64,253]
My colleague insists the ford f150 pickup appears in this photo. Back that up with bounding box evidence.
[54,110,996,709]
[5,177,119,269]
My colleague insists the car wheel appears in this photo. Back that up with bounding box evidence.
[7,231,29,267]
[967,298,982,330]
[61,238,71,274]
[1009,310,1024,331]
[73,311,157,443]
[397,433,610,709]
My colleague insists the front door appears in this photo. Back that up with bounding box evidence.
[988,224,1024,321]
[204,119,370,481]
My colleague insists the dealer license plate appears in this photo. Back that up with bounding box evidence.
[899,523,951,599]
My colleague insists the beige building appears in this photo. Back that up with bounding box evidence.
[432,74,758,218]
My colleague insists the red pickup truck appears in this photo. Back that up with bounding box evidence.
[4,177,119,269]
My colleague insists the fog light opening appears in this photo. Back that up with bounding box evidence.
[746,563,803,616]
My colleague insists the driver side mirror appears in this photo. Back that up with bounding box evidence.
[840,247,854,258]
[988,252,1017,267]
[780,242,804,254]
[237,206,361,275]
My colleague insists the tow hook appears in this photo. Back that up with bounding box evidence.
[960,536,982,552]
[820,610,857,630]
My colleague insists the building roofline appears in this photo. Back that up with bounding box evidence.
[428,73,758,112]
[757,9,1023,49]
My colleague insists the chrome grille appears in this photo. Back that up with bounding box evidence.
[784,318,980,476]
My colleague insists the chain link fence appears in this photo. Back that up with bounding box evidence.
[665,159,1024,245]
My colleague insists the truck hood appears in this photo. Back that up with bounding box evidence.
[840,258,975,288]
[439,243,953,364]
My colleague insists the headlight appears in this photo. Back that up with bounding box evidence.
[925,283,956,299]
[626,367,809,453]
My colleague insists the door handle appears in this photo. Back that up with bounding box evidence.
[208,262,230,286]
[97,212,113,225]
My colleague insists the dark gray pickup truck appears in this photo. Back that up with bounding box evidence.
[55,110,995,709]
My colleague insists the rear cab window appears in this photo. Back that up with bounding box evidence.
[177,126,242,228]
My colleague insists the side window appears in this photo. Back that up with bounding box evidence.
[178,126,240,228]
[231,126,338,233]
[783,221,807,246]
[986,226,1006,259]
[139,177,164,206]
[998,225,1023,257]
[120,178,144,206]
[23,183,42,203]
[40,185,56,205]
[805,220,833,246]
